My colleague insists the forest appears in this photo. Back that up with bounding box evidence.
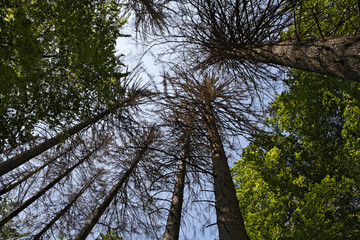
[0,0,359,239]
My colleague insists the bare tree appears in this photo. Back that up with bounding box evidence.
[125,0,175,35]
[169,0,360,82]
[163,67,263,239]
[32,169,103,240]
[75,127,158,240]
[0,138,109,227]
[163,131,190,240]
[0,95,141,177]
[0,149,71,196]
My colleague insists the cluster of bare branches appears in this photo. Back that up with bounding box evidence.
[0,77,170,239]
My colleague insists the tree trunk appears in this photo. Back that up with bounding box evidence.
[0,98,134,177]
[75,147,149,240]
[203,103,249,240]
[225,34,360,82]
[163,135,189,240]
[32,170,102,240]
[0,150,69,196]
[0,147,99,227]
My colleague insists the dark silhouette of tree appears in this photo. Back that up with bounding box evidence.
[126,0,176,35]
[158,82,217,239]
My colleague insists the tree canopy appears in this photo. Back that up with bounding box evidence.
[233,69,360,239]
[232,1,360,238]
[0,0,128,149]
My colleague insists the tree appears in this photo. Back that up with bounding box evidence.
[0,0,128,150]
[233,70,360,239]
[168,0,360,82]
[163,131,189,240]
[75,127,158,240]
[200,76,249,240]
[164,68,264,239]
[3,0,359,238]
[0,95,140,177]
[0,102,164,239]
[159,90,218,240]
[0,138,108,227]
[0,149,70,196]
[0,1,175,239]
[32,169,103,240]
[229,2,360,238]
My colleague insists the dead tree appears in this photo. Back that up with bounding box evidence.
[75,127,158,240]
[200,76,250,240]
[171,0,360,82]
[32,170,103,240]
[164,68,262,239]
[163,131,190,240]
[0,96,139,177]
[0,149,70,196]
[0,140,107,227]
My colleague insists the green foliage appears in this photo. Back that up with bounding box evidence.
[0,198,30,239]
[96,229,123,240]
[234,2,360,238]
[282,0,359,39]
[0,0,129,149]
[233,71,360,239]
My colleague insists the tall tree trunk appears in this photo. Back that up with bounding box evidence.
[203,103,249,240]
[163,134,190,240]
[32,170,102,240]
[0,146,100,227]
[0,149,69,196]
[224,34,360,82]
[0,98,134,177]
[75,145,152,240]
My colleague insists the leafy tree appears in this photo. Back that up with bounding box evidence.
[233,70,360,239]
[0,0,128,149]
[232,4,360,237]
[281,0,360,39]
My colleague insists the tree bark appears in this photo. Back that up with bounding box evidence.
[32,170,102,240]
[224,34,360,82]
[75,147,150,240]
[0,98,134,177]
[163,135,189,240]
[203,103,249,240]
[0,147,99,227]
